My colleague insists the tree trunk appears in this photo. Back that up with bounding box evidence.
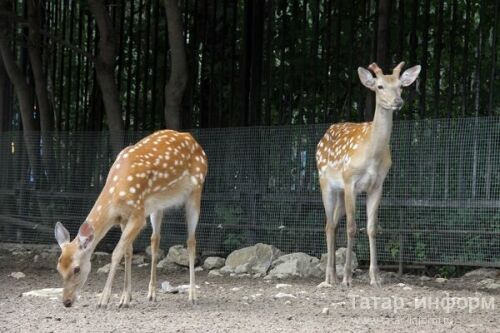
[446,0,457,119]
[163,0,188,131]
[240,0,252,126]
[27,0,53,134]
[249,0,265,126]
[87,0,124,154]
[0,1,40,200]
[397,0,404,61]
[27,0,54,185]
[408,0,418,114]
[0,56,11,132]
[487,0,498,116]
[376,0,390,72]
[364,0,386,121]
[418,0,430,117]
[433,0,444,118]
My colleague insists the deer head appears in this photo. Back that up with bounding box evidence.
[54,221,95,307]
[357,62,421,110]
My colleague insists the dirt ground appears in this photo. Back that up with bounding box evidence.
[0,247,499,333]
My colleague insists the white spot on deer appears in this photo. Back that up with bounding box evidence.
[127,200,134,206]
[127,175,133,181]
[115,163,121,169]
[113,175,118,182]
[191,176,198,185]
[97,205,102,211]
[129,187,136,194]
[119,191,126,197]
[109,187,115,194]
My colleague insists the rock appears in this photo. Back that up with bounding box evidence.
[267,252,322,279]
[177,284,199,294]
[235,263,250,274]
[203,257,225,270]
[195,266,203,272]
[274,292,296,299]
[284,300,292,305]
[235,273,251,278]
[231,287,241,292]
[486,283,500,290]
[322,307,330,315]
[317,281,333,289]
[224,243,281,275]
[157,257,181,271]
[161,282,199,294]
[161,281,178,293]
[10,272,25,279]
[208,269,222,277]
[92,251,110,261]
[276,283,292,289]
[220,266,234,275]
[464,268,500,279]
[22,288,62,300]
[97,263,111,274]
[419,276,432,281]
[132,255,145,265]
[397,283,406,287]
[166,245,190,267]
[478,278,495,286]
[331,301,346,308]
[477,278,500,290]
[318,248,358,276]
[435,278,447,283]
[145,246,165,261]
[403,286,412,291]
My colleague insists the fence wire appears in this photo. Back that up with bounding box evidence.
[0,117,499,266]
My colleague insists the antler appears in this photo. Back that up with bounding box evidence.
[368,63,383,77]
[392,61,405,77]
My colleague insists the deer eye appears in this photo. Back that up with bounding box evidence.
[377,85,384,90]
[73,267,81,274]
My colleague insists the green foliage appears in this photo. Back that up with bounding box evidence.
[214,203,246,252]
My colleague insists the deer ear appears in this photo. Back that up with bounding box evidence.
[400,65,421,87]
[77,222,95,250]
[55,222,70,248]
[358,67,376,90]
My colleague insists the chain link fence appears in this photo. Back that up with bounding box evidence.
[0,117,499,266]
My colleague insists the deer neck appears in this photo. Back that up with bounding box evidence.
[368,102,393,157]
[83,195,119,253]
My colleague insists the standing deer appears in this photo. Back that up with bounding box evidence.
[316,62,420,288]
[54,130,208,307]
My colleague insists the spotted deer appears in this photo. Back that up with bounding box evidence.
[54,130,208,307]
[316,62,420,288]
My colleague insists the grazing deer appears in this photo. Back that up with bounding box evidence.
[54,130,207,307]
[316,62,420,288]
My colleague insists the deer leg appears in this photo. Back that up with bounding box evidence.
[367,185,383,287]
[331,192,345,283]
[118,242,133,308]
[343,185,357,288]
[98,214,144,308]
[147,210,163,301]
[185,189,201,304]
[318,181,334,287]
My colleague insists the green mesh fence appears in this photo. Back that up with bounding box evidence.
[0,117,499,266]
